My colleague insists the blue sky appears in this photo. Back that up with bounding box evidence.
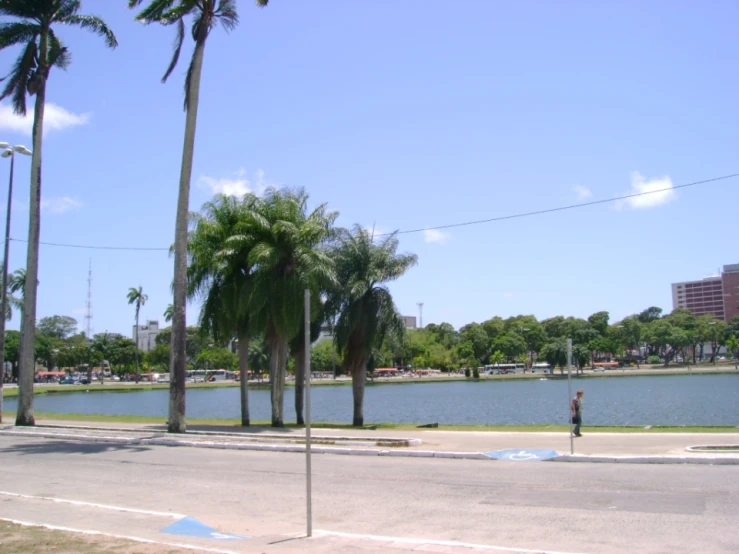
[0,0,737,338]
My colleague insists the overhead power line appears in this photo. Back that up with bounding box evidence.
[8,172,738,251]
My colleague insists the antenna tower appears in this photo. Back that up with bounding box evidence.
[417,302,424,329]
[85,258,93,337]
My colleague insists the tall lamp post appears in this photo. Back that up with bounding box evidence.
[0,142,32,422]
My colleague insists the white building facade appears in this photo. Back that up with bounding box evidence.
[133,320,160,352]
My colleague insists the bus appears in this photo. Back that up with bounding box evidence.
[207,369,236,381]
[484,363,525,375]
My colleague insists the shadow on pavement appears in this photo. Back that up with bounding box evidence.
[0,440,152,455]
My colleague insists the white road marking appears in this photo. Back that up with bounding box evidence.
[0,491,185,519]
[0,517,237,554]
[314,529,587,554]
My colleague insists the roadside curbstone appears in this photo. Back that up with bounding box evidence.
[2,428,739,465]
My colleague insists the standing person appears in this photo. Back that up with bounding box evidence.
[571,389,584,437]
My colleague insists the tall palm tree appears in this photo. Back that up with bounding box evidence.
[331,226,417,426]
[129,0,268,433]
[163,303,174,323]
[187,194,260,426]
[127,286,148,383]
[248,187,338,427]
[1,0,117,426]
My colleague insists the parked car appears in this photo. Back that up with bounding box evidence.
[60,378,77,385]
[78,378,91,385]
[593,367,606,372]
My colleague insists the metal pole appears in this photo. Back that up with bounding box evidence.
[304,289,312,537]
[0,153,15,421]
[567,338,573,455]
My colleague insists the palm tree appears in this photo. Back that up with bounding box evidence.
[163,303,174,323]
[127,286,148,383]
[330,227,417,426]
[248,188,338,427]
[129,0,268,434]
[187,194,260,426]
[1,0,117,426]
[289,313,324,425]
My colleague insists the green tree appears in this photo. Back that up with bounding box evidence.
[129,0,268,434]
[331,226,417,426]
[163,303,173,323]
[187,194,260,426]
[638,306,663,324]
[725,335,739,362]
[311,339,339,373]
[248,188,337,427]
[145,343,171,370]
[37,315,77,339]
[458,323,488,362]
[705,319,727,363]
[587,311,610,336]
[1,0,117,427]
[126,286,148,382]
[491,332,527,362]
[540,341,568,374]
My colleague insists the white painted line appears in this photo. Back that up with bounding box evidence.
[0,491,185,519]
[314,529,588,554]
[0,517,237,554]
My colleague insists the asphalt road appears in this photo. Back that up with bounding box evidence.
[0,435,737,553]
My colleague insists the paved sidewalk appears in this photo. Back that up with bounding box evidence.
[2,418,738,464]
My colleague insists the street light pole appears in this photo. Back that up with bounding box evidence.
[0,143,32,423]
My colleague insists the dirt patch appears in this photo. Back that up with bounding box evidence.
[0,520,192,554]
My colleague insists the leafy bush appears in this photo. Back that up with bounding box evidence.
[647,355,661,364]
[464,367,471,378]
[472,368,480,379]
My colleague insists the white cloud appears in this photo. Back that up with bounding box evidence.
[573,185,592,200]
[502,292,514,299]
[41,196,82,214]
[423,229,449,244]
[618,171,676,210]
[0,102,90,136]
[198,168,271,197]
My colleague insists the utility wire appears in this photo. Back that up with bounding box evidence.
[8,172,738,251]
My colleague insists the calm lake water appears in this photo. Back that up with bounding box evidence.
[4,374,739,426]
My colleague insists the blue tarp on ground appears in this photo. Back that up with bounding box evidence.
[484,448,559,461]
[161,517,249,540]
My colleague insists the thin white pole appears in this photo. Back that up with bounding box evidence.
[304,289,312,537]
[567,338,573,455]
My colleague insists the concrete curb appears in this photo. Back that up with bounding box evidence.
[2,429,738,465]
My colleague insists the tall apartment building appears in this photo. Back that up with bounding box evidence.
[671,264,739,321]
[132,320,160,352]
[723,264,739,321]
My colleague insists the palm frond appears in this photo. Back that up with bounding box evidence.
[215,0,239,33]
[47,30,70,70]
[0,40,36,115]
[130,0,181,23]
[57,15,118,49]
[161,17,185,83]
[0,22,39,49]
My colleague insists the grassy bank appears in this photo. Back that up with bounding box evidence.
[2,411,736,433]
[2,366,735,399]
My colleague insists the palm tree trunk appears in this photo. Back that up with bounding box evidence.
[294,344,305,425]
[351,358,367,427]
[238,333,250,426]
[169,38,207,434]
[269,335,286,427]
[134,308,139,383]
[16,68,47,427]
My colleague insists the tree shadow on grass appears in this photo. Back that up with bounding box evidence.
[0,440,152,456]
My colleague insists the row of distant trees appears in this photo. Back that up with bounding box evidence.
[358,307,739,375]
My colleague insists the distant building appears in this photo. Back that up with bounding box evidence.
[401,315,417,329]
[133,320,160,352]
[723,264,739,321]
[671,263,739,321]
